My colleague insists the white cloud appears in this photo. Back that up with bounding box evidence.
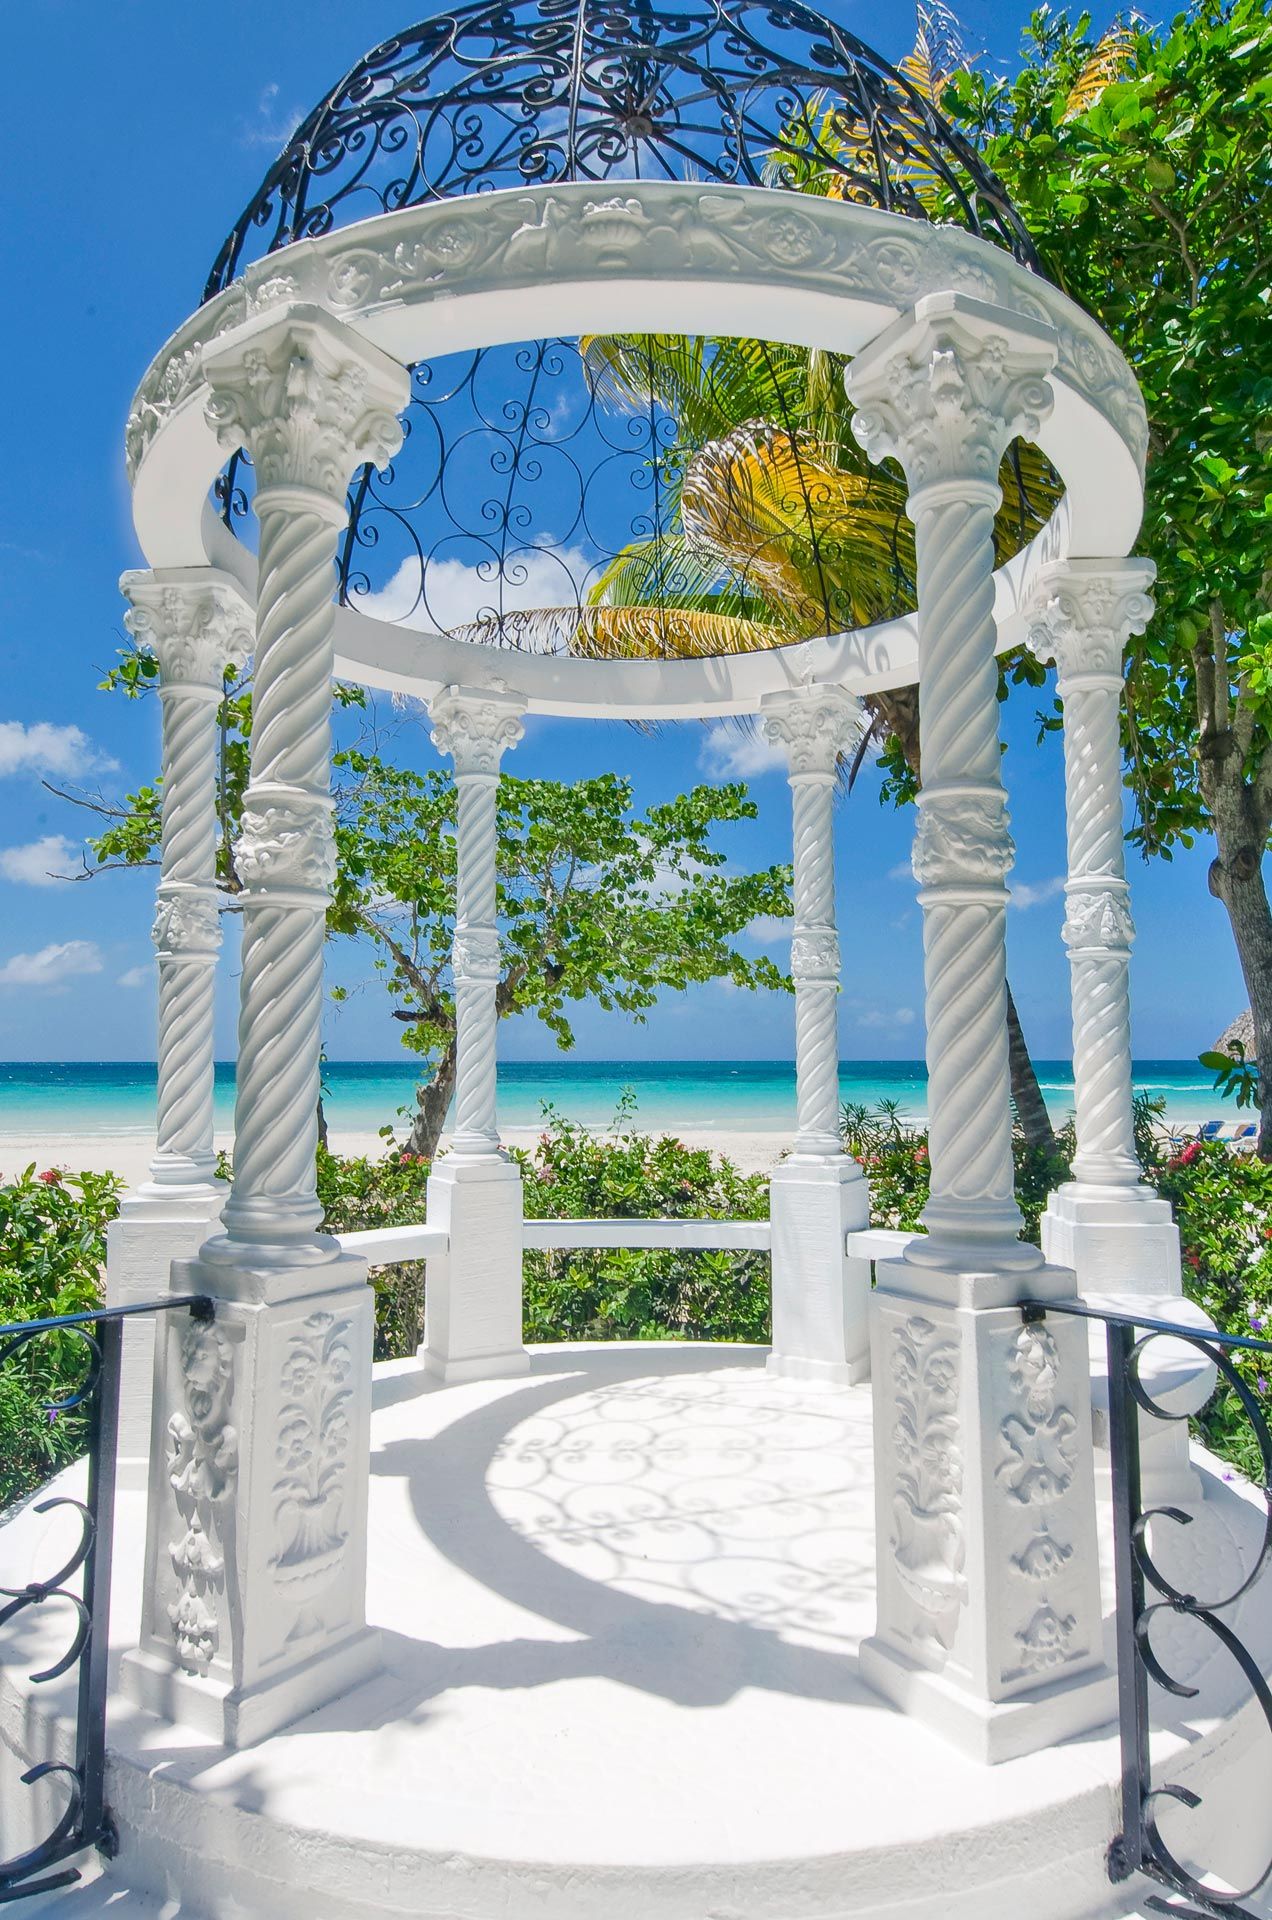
[854,1005,917,1029]
[1010,876,1066,911]
[240,81,303,150]
[0,835,78,886]
[887,861,914,882]
[0,721,115,779]
[359,547,596,642]
[0,940,103,989]
[745,914,793,945]
[118,964,151,989]
[698,723,788,781]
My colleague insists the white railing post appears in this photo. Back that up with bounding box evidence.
[105,569,251,1487]
[422,686,529,1384]
[845,293,1113,1761]
[761,682,873,1384]
[121,304,409,1748]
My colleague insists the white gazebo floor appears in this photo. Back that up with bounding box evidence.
[4,1341,1270,1920]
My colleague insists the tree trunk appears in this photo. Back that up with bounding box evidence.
[1006,982,1057,1154]
[1208,845,1272,1159]
[406,1045,457,1160]
[868,683,1056,1154]
[316,1094,329,1151]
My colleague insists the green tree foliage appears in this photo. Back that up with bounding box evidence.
[82,668,792,1158]
[944,2,1272,1149]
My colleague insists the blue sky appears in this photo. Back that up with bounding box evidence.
[0,0,1234,1065]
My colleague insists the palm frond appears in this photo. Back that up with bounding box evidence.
[440,604,791,659]
[1063,24,1136,119]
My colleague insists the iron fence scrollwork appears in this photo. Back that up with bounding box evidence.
[0,1295,214,1905]
[1022,1298,1272,1920]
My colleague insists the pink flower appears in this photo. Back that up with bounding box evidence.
[37,1168,62,1185]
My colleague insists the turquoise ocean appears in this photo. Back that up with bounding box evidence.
[0,1059,1227,1142]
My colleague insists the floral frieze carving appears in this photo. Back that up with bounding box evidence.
[889,1314,966,1643]
[234,800,337,895]
[126,184,1148,491]
[997,1323,1078,1506]
[912,789,1015,890]
[152,887,222,958]
[1063,887,1135,954]
[453,928,502,983]
[790,927,840,984]
[271,1311,356,1637]
[167,1319,237,1675]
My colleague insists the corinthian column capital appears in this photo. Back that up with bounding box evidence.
[202,303,408,503]
[846,292,1057,493]
[429,685,527,775]
[760,682,864,779]
[1026,557,1156,689]
[121,566,253,695]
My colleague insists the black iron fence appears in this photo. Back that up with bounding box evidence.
[0,1296,212,1905]
[1024,1297,1272,1920]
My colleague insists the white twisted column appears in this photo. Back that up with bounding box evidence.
[429,687,525,1155]
[848,294,1057,1272]
[122,310,409,1748]
[121,572,251,1189]
[1028,561,1154,1187]
[201,309,408,1256]
[846,295,1112,1760]
[760,683,872,1387]
[761,684,864,1156]
[1027,559,1183,1305]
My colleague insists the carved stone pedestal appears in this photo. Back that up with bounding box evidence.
[120,1248,379,1748]
[860,1257,1115,1764]
[105,1185,226,1490]
[768,1158,871,1385]
[422,1154,527,1384]
[1041,1182,1181,1295]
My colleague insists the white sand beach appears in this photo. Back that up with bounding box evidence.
[3,1124,792,1186]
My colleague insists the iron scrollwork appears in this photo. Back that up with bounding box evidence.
[205,0,1039,305]
[1024,1299,1272,1920]
[0,1296,213,1905]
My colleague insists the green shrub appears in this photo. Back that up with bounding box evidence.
[0,1165,124,1509]
[516,1101,770,1343]
[316,1142,431,1359]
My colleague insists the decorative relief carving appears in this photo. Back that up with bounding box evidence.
[152,887,221,957]
[912,790,1015,889]
[1026,567,1155,685]
[760,684,864,776]
[889,1315,966,1643]
[453,928,502,983]
[1063,887,1135,953]
[234,800,336,894]
[849,320,1055,490]
[167,1320,237,1675]
[429,687,526,773]
[1016,1603,1078,1673]
[121,575,253,691]
[127,187,1147,488]
[271,1311,356,1634]
[1012,1527,1073,1582]
[790,927,840,984]
[997,1324,1078,1506]
[203,316,407,499]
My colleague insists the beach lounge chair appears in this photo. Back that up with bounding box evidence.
[1198,1119,1225,1140]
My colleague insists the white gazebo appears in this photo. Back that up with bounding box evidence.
[5,6,1266,1917]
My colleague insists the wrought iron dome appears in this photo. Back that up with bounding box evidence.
[209,0,1058,659]
[207,0,1039,297]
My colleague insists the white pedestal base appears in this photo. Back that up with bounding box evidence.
[1041,1183,1181,1295]
[1086,1290,1217,1510]
[768,1155,871,1386]
[865,1255,1114,1763]
[858,1630,1117,1765]
[105,1181,227,1489]
[422,1152,528,1383]
[121,1245,379,1748]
